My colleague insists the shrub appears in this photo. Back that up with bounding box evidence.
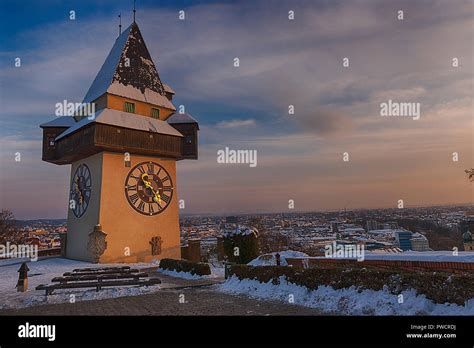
[159,258,211,276]
[222,226,259,264]
[228,264,474,305]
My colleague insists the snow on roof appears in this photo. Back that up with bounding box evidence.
[167,112,199,125]
[40,116,76,128]
[108,81,175,110]
[341,227,365,233]
[163,83,175,94]
[55,108,183,141]
[368,229,406,235]
[82,25,132,104]
[82,22,175,111]
[412,232,428,241]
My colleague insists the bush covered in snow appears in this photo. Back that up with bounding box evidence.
[228,264,474,305]
[222,225,259,264]
[158,258,211,276]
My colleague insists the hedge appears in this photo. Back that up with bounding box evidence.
[159,258,211,276]
[223,234,259,264]
[228,264,474,305]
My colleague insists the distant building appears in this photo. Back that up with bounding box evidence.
[460,212,474,252]
[395,230,413,251]
[411,233,430,251]
[382,222,398,230]
[226,216,239,224]
[462,231,473,251]
[366,220,378,231]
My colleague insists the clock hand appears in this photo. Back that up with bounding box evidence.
[74,178,84,204]
[140,173,162,204]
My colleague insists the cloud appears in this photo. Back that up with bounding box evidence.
[293,107,354,136]
[216,119,256,128]
[0,0,472,217]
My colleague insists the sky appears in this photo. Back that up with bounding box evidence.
[0,0,473,219]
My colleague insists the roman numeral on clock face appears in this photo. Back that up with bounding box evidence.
[125,161,173,216]
[129,193,139,204]
[148,203,155,215]
[147,162,154,173]
[161,194,170,204]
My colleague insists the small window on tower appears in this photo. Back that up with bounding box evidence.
[48,137,55,147]
[124,102,135,113]
[151,108,160,119]
[185,135,193,144]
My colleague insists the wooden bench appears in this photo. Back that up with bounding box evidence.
[51,272,149,283]
[62,269,139,277]
[36,266,161,296]
[71,266,131,273]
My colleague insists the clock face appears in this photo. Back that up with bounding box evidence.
[124,161,174,216]
[70,164,92,218]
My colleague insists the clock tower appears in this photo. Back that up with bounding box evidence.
[40,20,199,263]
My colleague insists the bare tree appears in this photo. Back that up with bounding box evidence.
[0,209,18,243]
[465,168,474,183]
[249,217,293,254]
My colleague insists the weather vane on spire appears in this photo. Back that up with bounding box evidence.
[133,0,136,23]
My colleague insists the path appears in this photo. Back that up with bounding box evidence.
[0,272,326,316]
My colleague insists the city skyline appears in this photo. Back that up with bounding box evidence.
[1,0,473,219]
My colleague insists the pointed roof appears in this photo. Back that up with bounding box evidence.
[167,112,199,128]
[40,116,76,128]
[83,22,175,111]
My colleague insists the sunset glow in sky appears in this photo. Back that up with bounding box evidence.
[0,0,473,219]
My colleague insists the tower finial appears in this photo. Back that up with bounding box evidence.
[118,13,122,36]
[133,0,136,23]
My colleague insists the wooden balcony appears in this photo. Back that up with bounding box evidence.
[42,123,183,165]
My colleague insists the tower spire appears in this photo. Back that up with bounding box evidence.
[133,0,136,23]
[118,13,122,36]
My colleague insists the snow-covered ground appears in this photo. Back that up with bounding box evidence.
[157,269,203,280]
[0,257,161,310]
[218,276,474,316]
[248,250,309,266]
[0,256,226,309]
